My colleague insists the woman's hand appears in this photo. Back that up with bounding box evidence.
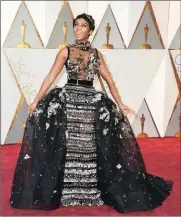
[28,101,38,116]
[119,103,136,116]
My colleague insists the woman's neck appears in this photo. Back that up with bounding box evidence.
[75,38,89,43]
[74,39,91,51]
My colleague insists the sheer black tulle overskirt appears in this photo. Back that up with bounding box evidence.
[10,83,173,213]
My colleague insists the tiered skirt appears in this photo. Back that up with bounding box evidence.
[61,83,104,206]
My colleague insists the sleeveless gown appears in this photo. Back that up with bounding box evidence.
[9,42,173,213]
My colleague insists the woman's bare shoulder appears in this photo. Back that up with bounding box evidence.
[96,49,103,59]
[56,46,69,60]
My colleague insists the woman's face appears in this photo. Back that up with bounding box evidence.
[73,18,92,41]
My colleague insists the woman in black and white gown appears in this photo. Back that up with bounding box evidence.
[10,13,173,213]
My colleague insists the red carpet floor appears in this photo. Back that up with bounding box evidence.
[1,138,180,216]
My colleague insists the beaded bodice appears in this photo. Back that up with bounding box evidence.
[65,41,100,81]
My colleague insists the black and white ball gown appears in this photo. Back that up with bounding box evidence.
[10,40,173,213]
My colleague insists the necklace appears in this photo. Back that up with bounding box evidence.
[74,40,91,51]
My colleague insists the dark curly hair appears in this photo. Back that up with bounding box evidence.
[73,13,95,32]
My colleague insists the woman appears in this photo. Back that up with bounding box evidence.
[10,13,173,213]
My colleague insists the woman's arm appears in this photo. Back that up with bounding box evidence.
[97,50,124,108]
[28,47,68,115]
[97,50,135,115]
[33,47,68,104]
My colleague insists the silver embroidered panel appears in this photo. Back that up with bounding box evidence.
[61,83,103,207]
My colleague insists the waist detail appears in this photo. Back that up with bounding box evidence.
[67,79,93,86]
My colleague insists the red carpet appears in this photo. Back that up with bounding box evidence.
[1,138,180,216]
